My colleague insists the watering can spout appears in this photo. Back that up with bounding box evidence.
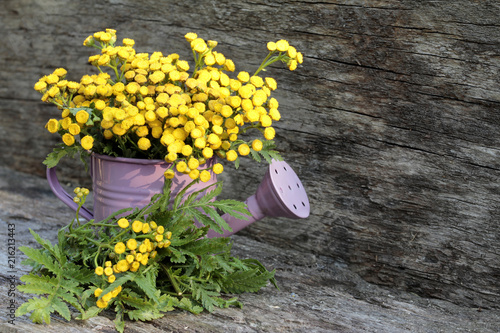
[207,159,310,238]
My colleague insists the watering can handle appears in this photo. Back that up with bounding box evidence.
[46,167,94,221]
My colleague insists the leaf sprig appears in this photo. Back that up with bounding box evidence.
[16,180,277,332]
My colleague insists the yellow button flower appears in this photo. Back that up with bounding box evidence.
[199,170,211,183]
[155,226,164,235]
[189,169,200,180]
[223,59,235,72]
[260,115,272,127]
[116,259,129,272]
[114,242,126,254]
[226,150,238,162]
[34,81,47,92]
[264,127,276,140]
[104,267,113,276]
[75,110,90,124]
[185,32,197,42]
[130,261,141,272]
[252,139,263,151]
[81,135,94,150]
[95,266,104,276]
[265,77,277,91]
[142,223,151,234]
[238,144,250,156]
[202,147,213,159]
[62,133,75,146]
[276,39,289,52]
[96,299,108,309]
[138,243,148,253]
[126,254,135,264]
[138,137,151,150]
[237,71,250,82]
[68,123,81,136]
[176,161,188,173]
[164,169,175,179]
[45,119,59,133]
[126,238,138,251]
[123,38,135,46]
[94,288,103,297]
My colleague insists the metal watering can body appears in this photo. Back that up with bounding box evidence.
[47,153,310,237]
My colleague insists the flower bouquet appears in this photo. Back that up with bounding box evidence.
[17,30,304,332]
[36,29,303,181]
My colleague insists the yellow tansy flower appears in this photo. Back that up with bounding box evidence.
[81,135,94,150]
[199,170,211,183]
[114,242,126,254]
[126,238,138,251]
[62,133,75,146]
[276,39,289,52]
[45,119,59,133]
[226,150,238,162]
[164,169,175,179]
[96,299,108,309]
[117,218,129,229]
[104,267,113,276]
[94,288,103,297]
[264,127,276,140]
[138,137,151,150]
[132,220,143,233]
[212,163,224,175]
[238,144,250,156]
[75,110,89,124]
[95,266,104,276]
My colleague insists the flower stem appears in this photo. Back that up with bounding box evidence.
[161,263,183,296]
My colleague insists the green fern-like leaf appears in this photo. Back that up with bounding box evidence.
[127,308,164,321]
[134,274,160,304]
[178,297,204,314]
[190,281,221,313]
[77,306,102,320]
[17,297,53,324]
[220,267,275,294]
[19,247,62,276]
[18,274,59,295]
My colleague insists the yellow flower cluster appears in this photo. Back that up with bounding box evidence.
[266,39,304,71]
[36,29,303,181]
[93,218,171,308]
[94,285,122,309]
[72,187,89,204]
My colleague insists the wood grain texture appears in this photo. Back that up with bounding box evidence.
[1,0,499,309]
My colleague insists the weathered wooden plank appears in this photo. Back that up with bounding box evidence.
[0,165,499,332]
[0,0,499,309]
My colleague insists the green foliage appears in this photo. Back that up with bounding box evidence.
[43,144,89,169]
[17,179,277,332]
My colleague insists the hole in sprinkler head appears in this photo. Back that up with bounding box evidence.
[274,169,278,174]
[293,204,297,209]
[284,166,287,171]
[302,201,306,206]
[279,187,284,193]
[288,185,292,190]
[296,183,300,188]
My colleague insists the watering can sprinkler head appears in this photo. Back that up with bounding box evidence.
[207,159,310,238]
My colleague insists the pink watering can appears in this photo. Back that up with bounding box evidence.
[47,153,310,237]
